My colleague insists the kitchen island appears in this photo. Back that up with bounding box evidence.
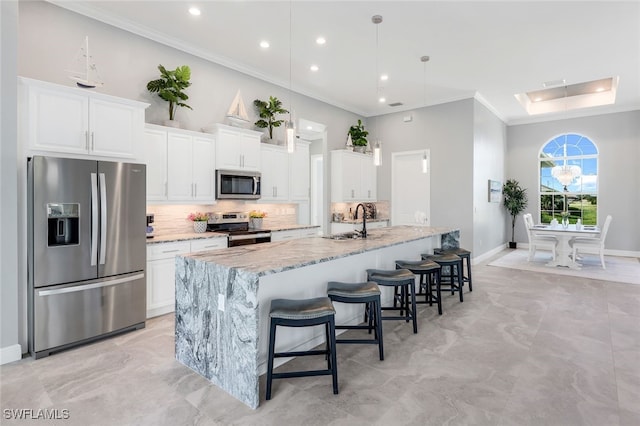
[175,225,459,408]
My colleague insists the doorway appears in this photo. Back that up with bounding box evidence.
[297,118,327,234]
[391,150,431,225]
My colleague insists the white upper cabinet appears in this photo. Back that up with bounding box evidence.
[208,124,261,171]
[331,150,377,202]
[144,124,215,202]
[19,77,148,159]
[260,144,290,201]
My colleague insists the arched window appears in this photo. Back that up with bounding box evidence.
[539,133,598,225]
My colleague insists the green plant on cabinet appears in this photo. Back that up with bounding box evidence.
[348,119,369,147]
[146,65,193,121]
[253,96,288,140]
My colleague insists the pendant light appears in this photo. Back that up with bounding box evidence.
[372,15,383,166]
[421,55,430,173]
[286,1,296,153]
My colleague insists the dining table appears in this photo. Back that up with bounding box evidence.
[531,223,600,269]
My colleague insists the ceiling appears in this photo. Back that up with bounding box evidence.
[50,1,640,124]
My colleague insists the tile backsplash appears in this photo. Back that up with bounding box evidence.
[147,202,298,236]
[330,201,389,221]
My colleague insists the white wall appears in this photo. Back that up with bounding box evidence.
[370,99,475,251]
[473,99,507,255]
[0,0,21,364]
[507,110,640,252]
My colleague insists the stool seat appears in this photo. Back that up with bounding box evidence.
[269,297,335,320]
[422,253,462,263]
[366,268,414,284]
[328,281,381,298]
[395,259,441,272]
[434,247,470,256]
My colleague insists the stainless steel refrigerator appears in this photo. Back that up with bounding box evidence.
[28,156,147,359]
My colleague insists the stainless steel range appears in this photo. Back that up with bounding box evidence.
[206,212,271,247]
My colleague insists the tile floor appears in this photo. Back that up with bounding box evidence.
[2,250,639,425]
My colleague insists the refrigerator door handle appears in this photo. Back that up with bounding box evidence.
[37,273,145,296]
[99,173,107,265]
[91,173,99,266]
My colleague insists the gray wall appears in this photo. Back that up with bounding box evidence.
[507,110,640,252]
[372,99,476,251]
[473,100,507,255]
[18,1,362,148]
[1,0,20,361]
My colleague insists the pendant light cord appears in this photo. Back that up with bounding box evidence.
[289,0,292,123]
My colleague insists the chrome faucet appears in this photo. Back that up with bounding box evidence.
[354,203,367,238]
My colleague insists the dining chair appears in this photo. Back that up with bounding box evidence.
[523,213,558,261]
[569,215,612,269]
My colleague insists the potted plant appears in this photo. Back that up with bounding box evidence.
[253,96,288,141]
[348,119,368,153]
[502,179,528,248]
[187,212,209,233]
[147,64,193,127]
[248,210,267,229]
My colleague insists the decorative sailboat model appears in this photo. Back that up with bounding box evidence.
[67,36,103,89]
[225,90,250,127]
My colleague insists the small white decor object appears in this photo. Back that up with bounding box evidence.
[67,36,104,89]
[193,221,207,233]
[225,90,250,128]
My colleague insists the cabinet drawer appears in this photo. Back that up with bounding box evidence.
[190,238,227,252]
[147,241,191,261]
[299,228,320,238]
[271,229,300,242]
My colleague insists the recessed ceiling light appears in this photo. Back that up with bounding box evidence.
[188,7,201,16]
[316,37,326,45]
[378,97,386,103]
[310,65,319,72]
[306,126,313,130]
[380,74,388,81]
[596,87,605,92]
[534,97,542,102]
[260,40,270,49]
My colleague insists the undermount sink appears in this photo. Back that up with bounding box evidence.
[322,232,362,240]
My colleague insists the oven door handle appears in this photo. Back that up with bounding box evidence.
[228,233,271,241]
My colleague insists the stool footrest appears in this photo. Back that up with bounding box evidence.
[274,349,327,358]
[336,324,374,331]
[272,370,333,379]
[337,338,379,344]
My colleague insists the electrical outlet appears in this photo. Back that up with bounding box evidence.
[218,294,225,312]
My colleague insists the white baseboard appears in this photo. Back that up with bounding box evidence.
[0,344,22,365]
[473,244,508,265]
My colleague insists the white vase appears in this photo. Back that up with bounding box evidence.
[249,218,263,229]
[163,119,181,128]
[193,221,207,233]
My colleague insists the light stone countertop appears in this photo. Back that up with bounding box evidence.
[185,225,456,276]
[332,218,389,224]
[147,224,320,244]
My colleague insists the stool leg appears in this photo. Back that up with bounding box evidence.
[466,257,473,292]
[457,262,464,303]
[409,279,418,334]
[266,320,277,400]
[436,269,443,315]
[368,302,374,335]
[426,273,433,307]
[325,321,332,370]
[375,298,384,360]
[328,316,339,395]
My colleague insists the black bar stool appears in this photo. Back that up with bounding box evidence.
[421,253,464,302]
[434,247,473,292]
[266,297,338,400]
[327,281,384,361]
[366,268,418,334]
[395,259,443,315]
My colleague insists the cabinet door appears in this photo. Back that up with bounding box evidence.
[290,142,310,200]
[342,154,361,200]
[27,84,89,154]
[215,129,242,170]
[146,258,176,318]
[89,98,138,158]
[260,146,289,201]
[240,133,261,170]
[360,157,377,201]
[192,136,215,201]
[271,229,300,242]
[144,129,168,201]
[167,133,193,200]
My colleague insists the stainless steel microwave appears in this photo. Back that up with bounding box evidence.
[216,170,261,200]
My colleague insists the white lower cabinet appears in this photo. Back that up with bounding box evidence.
[271,227,320,242]
[146,238,226,318]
